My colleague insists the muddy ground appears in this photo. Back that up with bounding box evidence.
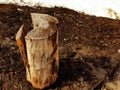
[0,4,120,90]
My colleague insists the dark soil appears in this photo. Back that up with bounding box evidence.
[0,4,120,90]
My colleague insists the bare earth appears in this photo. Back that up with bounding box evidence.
[0,4,120,90]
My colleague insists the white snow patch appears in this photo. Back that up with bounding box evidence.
[0,0,120,19]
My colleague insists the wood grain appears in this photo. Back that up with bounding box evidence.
[25,13,59,89]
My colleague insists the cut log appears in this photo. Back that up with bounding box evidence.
[25,13,59,89]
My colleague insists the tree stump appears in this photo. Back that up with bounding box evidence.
[16,13,59,89]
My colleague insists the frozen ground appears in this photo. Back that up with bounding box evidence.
[0,0,120,19]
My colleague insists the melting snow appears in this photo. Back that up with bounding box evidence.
[0,0,120,19]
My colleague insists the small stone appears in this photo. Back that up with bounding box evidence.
[17,8,23,11]
[2,38,11,46]
[103,43,108,46]
[10,46,15,50]
[76,23,79,26]
[75,37,78,40]
[64,38,67,41]
[14,85,17,88]
[106,35,110,38]
[11,36,14,40]
[118,49,120,53]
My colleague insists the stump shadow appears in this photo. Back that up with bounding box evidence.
[47,57,94,89]
[47,55,117,90]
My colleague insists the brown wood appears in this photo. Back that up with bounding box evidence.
[24,13,59,89]
[15,25,30,79]
[15,25,29,68]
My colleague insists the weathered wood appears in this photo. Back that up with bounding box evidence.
[16,25,31,81]
[15,25,29,68]
[25,13,59,89]
[31,13,58,30]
